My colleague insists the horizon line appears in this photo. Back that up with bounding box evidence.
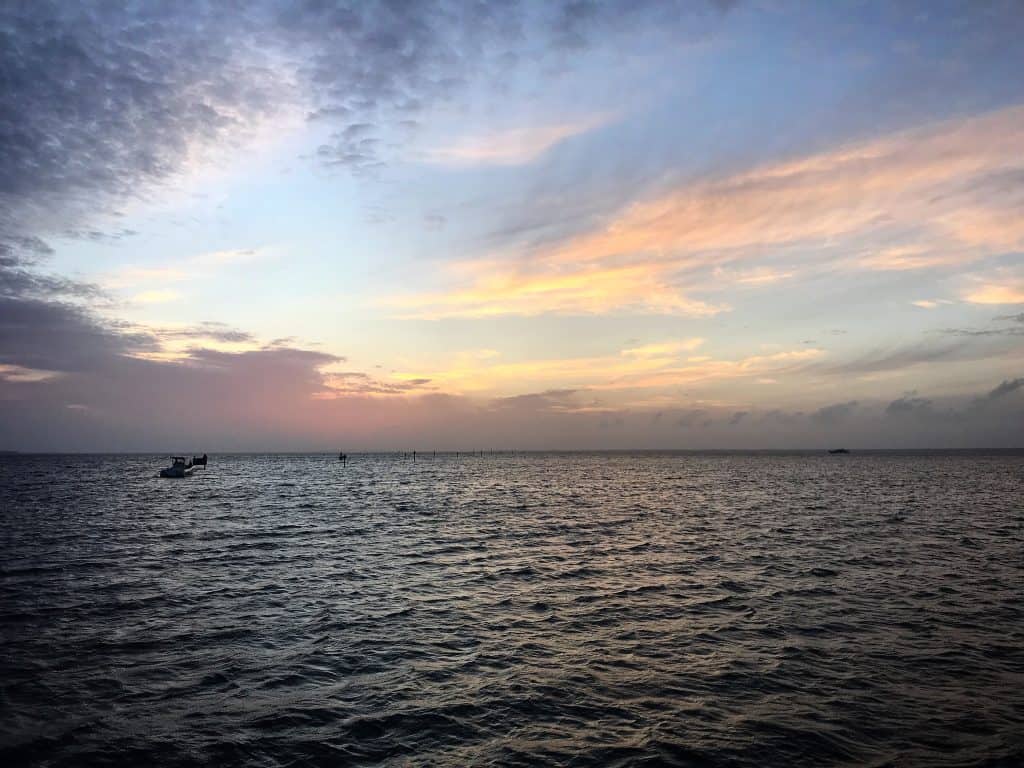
[3,447,1023,456]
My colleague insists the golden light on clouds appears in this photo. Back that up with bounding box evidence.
[549,105,1024,268]
[621,338,705,358]
[964,283,1024,305]
[388,106,1024,320]
[385,262,725,319]
[392,341,822,399]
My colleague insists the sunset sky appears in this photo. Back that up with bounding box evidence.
[2,0,1023,450]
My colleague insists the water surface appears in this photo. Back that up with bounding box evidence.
[2,452,1022,766]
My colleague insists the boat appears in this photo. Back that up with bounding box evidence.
[159,456,194,477]
[828,448,850,454]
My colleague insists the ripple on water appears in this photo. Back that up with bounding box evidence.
[1,451,1023,767]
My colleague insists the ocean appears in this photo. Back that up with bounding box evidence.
[1,451,1022,766]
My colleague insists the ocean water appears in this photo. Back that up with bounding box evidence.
[1,451,1022,767]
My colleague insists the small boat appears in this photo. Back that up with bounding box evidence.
[160,456,194,478]
[192,453,208,467]
[828,448,850,454]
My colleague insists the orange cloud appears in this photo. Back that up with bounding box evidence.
[389,105,1024,319]
[855,245,968,272]
[621,338,705,358]
[964,283,1024,305]
[551,105,1024,267]
[385,262,726,319]
[396,342,822,398]
[589,348,824,391]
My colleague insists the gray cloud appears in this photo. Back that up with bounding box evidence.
[153,322,255,345]
[490,388,580,412]
[2,0,738,251]
[817,336,1017,377]
[550,0,735,51]
[984,377,1024,401]
[0,2,287,255]
[61,228,139,243]
[0,261,103,303]
[885,394,935,418]
[811,401,858,425]
[822,343,966,375]
[676,409,711,428]
[0,297,154,374]
[325,371,434,395]
[760,408,803,425]
[941,322,1024,338]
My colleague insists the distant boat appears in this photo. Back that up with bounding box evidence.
[828,448,850,454]
[192,453,208,467]
[160,456,194,478]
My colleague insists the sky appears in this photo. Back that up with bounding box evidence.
[1,0,1023,451]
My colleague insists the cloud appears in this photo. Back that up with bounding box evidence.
[816,338,1007,377]
[3,1,1024,450]
[939,320,1024,338]
[385,262,726,318]
[856,246,960,272]
[984,377,1024,401]
[811,401,858,425]
[728,410,748,425]
[0,296,154,375]
[133,290,181,305]
[546,105,1024,269]
[729,268,794,285]
[0,0,739,401]
[0,2,291,259]
[489,388,581,412]
[0,364,61,383]
[3,334,1023,449]
[885,393,935,417]
[548,0,737,51]
[153,322,255,345]
[387,104,1024,319]
[676,409,711,428]
[424,115,610,166]
[318,371,435,397]
[396,344,821,397]
[106,249,263,285]
[964,283,1024,305]
[621,339,705,358]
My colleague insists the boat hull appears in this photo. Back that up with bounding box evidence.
[159,466,194,478]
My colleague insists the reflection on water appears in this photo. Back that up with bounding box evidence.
[1,452,1022,766]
